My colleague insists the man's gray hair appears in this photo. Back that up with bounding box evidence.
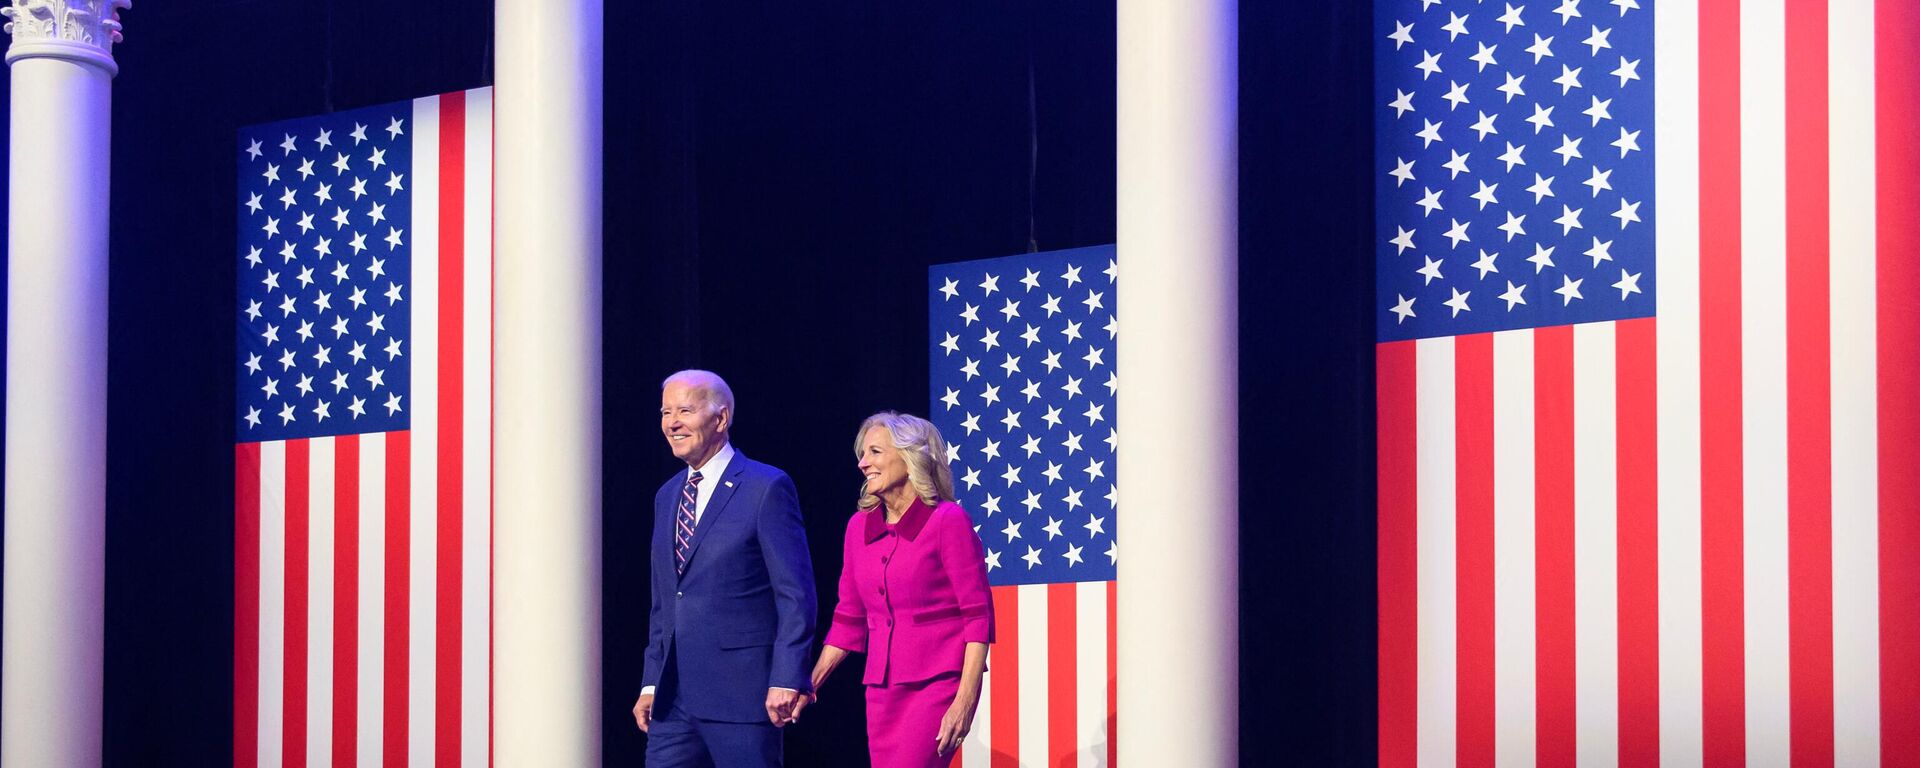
[662,369,736,418]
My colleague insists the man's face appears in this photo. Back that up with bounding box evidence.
[661,381,728,468]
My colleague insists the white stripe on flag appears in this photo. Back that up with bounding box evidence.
[408,93,442,768]
[1491,330,1536,768]
[1415,337,1457,768]
[358,433,387,766]
[1571,322,1619,768]
[1828,1,1881,763]
[259,440,287,768]
[1077,579,1109,767]
[308,437,336,768]
[460,85,495,768]
[1740,4,1792,764]
[1019,583,1049,767]
[1654,0,1707,763]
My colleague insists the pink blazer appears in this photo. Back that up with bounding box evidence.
[823,498,994,686]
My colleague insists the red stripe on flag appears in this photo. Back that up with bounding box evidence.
[1454,334,1495,768]
[1877,2,1920,763]
[1785,3,1836,765]
[333,434,361,767]
[991,585,1019,768]
[285,439,311,768]
[1047,583,1077,768]
[236,443,262,768]
[1697,2,1748,763]
[384,431,411,765]
[1376,341,1418,768]
[1614,318,1660,765]
[435,90,468,768]
[1533,326,1575,768]
[1106,580,1117,768]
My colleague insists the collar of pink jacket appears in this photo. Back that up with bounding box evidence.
[863,496,935,543]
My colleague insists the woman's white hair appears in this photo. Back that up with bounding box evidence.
[853,411,955,511]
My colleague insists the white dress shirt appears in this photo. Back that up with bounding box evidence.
[685,442,736,525]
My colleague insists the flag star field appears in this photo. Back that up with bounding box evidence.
[237,103,413,441]
[1377,0,1655,342]
[929,244,1118,586]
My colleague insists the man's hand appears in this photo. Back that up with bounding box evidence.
[765,688,806,727]
[632,693,655,733]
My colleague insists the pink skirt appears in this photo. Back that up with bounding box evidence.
[865,673,961,768]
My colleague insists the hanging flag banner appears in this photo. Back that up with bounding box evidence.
[233,87,493,768]
[930,244,1118,767]
[1374,2,1920,766]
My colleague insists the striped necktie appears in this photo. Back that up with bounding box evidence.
[674,470,703,576]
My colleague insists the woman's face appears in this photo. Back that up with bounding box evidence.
[857,426,910,500]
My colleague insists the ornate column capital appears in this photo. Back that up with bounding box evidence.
[3,0,129,75]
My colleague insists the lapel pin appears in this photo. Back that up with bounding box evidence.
[724,481,734,488]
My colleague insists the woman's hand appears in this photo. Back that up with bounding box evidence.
[938,641,990,756]
[807,644,850,708]
[935,692,979,757]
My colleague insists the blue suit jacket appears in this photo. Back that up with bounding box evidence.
[641,450,817,723]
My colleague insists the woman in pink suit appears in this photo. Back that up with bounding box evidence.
[809,411,994,766]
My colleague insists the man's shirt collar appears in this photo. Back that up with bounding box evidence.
[690,441,736,480]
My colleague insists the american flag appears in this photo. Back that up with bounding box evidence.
[234,88,493,768]
[1377,2,1920,767]
[929,245,1117,767]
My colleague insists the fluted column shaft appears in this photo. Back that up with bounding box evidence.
[491,0,604,761]
[1116,0,1239,764]
[2,1,128,764]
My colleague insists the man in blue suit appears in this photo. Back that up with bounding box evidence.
[633,370,817,766]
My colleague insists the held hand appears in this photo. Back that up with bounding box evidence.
[801,648,836,715]
[632,693,655,733]
[935,695,979,756]
[766,688,805,727]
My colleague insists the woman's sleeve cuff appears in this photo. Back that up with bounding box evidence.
[824,621,867,653]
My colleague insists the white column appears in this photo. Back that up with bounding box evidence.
[2,2,126,765]
[492,0,603,761]
[1116,0,1238,765]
